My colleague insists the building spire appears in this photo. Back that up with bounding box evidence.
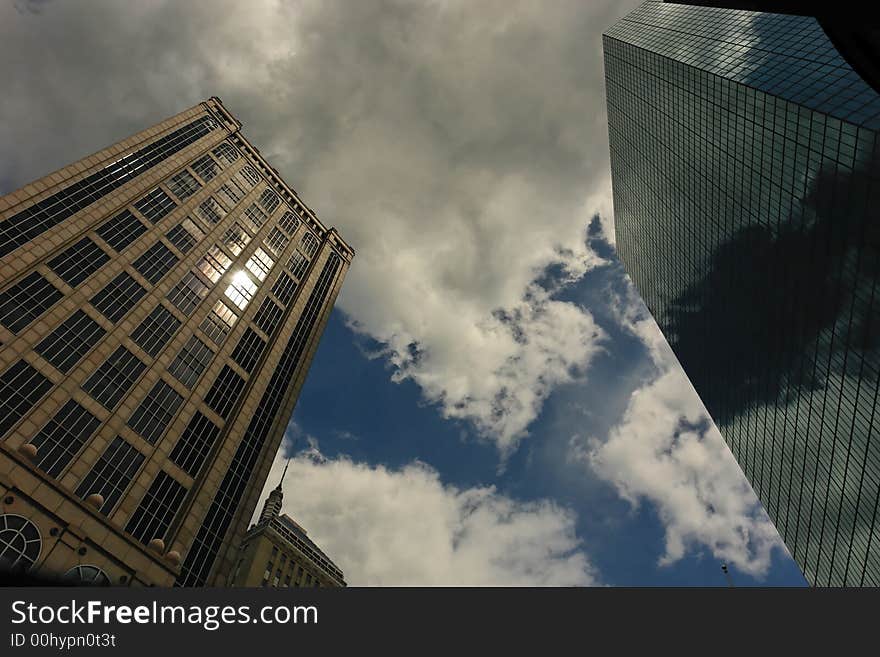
[258,458,290,525]
[275,458,290,491]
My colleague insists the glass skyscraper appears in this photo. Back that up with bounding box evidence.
[0,98,353,586]
[605,1,880,585]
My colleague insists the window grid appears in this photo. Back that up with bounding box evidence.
[212,142,240,165]
[197,245,232,284]
[134,187,177,223]
[199,300,237,345]
[89,272,146,323]
[253,298,284,336]
[31,400,101,478]
[204,365,247,420]
[127,380,184,444]
[96,210,147,252]
[278,211,301,236]
[191,154,220,183]
[35,310,106,373]
[225,271,257,310]
[165,220,201,255]
[271,272,298,306]
[125,471,188,544]
[167,169,202,201]
[167,271,209,316]
[196,197,226,225]
[168,335,214,389]
[231,328,267,374]
[0,360,54,439]
[245,248,274,282]
[130,305,181,358]
[82,346,146,410]
[264,228,289,257]
[0,272,63,333]
[132,241,179,285]
[170,411,221,477]
[74,436,144,514]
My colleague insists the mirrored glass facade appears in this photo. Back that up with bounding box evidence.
[0,98,353,586]
[606,1,880,585]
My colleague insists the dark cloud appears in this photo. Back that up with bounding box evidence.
[1,0,640,449]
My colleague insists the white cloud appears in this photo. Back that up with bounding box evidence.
[584,281,784,576]
[0,0,638,451]
[255,440,598,586]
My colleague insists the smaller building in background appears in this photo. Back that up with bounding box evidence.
[226,461,345,588]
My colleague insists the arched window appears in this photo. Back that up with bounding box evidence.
[259,189,280,214]
[239,165,261,187]
[0,514,41,570]
[300,233,318,258]
[63,565,111,586]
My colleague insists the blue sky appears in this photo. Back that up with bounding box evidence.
[2,0,810,586]
[279,218,807,586]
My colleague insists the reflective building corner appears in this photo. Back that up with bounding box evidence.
[605,1,880,585]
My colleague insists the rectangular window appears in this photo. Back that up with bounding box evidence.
[197,245,232,283]
[167,169,202,201]
[204,365,246,419]
[242,203,267,234]
[170,411,221,477]
[134,187,178,223]
[32,400,100,478]
[245,248,274,282]
[264,228,289,257]
[199,300,237,345]
[196,197,226,225]
[125,471,188,544]
[225,271,257,310]
[96,209,147,252]
[213,142,240,165]
[271,272,297,305]
[191,154,220,182]
[35,310,106,373]
[253,298,283,336]
[133,241,179,285]
[222,223,251,256]
[168,335,214,388]
[74,436,144,514]
[217,182,244,210]
[47,237,110,288]
[130,305,181,358]
[287,251,309,280]
[127,379,183,444]
[0,272,63,333]
[82,346,146,410]
[231,328,267,374]
[0,360,54,438]
[165,220,200,254]
[278,210,300,235]
[89,272,146,322]
[167,271,209,315]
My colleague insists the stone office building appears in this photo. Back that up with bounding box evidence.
[0,98,353,586]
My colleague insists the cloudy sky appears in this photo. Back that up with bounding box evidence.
[2,0,806,585]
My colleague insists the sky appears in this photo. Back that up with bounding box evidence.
[1,0,807,586]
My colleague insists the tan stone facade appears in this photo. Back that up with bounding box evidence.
[0,98,352,586]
